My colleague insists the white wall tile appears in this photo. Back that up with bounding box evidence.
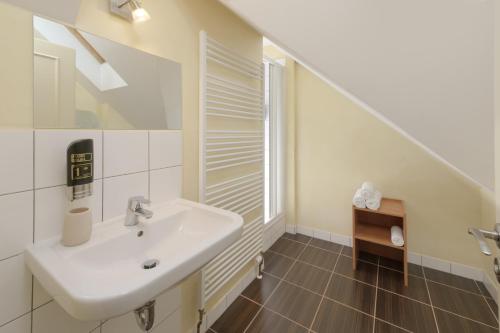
[33,278,52,309]
[206,296,227,329]
[32,301,99,333]
[150,167,182,204]
[0,130,33,195]
[313,229,330,241]
[285,224,296,234]
[483,272,498,302]
[421,255,451,273]
[0,313,31,333]
[330,233,351,246]
[34,130,102,189]
[103,172,148,220]
[0,255,32,326]
[296,226,313,237]
[0,191,33,259]
[34,180,102,242]
[451,263,483,281]
[155,286,181,323]
[408,252,422,265]
[101,312,142,333]
[103,131,148,177]
[149,131,182,169]
[152,309,180,333]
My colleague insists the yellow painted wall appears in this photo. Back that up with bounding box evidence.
[294,63,486,268]
[0,0,262,331]
[0,1,33,127]
[77,2,262,330]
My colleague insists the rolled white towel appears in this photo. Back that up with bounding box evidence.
[352,189,366,209]
[360,181,375,200]
[366,190,382,210]
[391,226,404,247]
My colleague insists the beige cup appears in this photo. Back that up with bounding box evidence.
[61,207,92,246]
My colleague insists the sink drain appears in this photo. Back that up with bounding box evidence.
[142,259,159,270]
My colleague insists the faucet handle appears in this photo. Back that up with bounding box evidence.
[127,196,151,209]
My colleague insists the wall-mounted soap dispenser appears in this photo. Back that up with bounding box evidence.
[67,139,94,201]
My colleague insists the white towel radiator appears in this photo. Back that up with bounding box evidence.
[199,31,265,311]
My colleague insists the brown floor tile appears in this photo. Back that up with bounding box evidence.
[423,267,480,294]
[378,258,424,278]
[263,251,294,278]
[284,261,331,294]
[335,255,378,285]
[242,274,280,304]
[245,308,308,333]
[477,281,494,298]
[341,246,353,257]
[325,274,376,314]
[309,238,343,253]
[358,251,379,264]
[311,298,373,333]
[486,298,498,320]
[270,238,306,258]
[281,233,312,244]
[427,281,497,327]
[265,281,322,327]
[374,320,407,333]
[378,267,429,303]
[434,308,498,333]
[376,289,438,333]
[298,246,338,271]
[211,296,260,333]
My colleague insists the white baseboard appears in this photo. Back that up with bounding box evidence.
[290,225,497,297]
[263,215,286,251]
[483,271,498,302]
[199,264,257,332]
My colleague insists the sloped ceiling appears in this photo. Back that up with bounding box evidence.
[220,0,495,189]
[2,0,82,24]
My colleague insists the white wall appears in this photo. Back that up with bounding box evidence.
[220,0,495,190]
[0,129,183,333]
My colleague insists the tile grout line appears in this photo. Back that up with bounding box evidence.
[239,294,311,331]
[242,237,313,333]
[424,277,489,298]
[31,129,35,333]
[422,266,441,333]
[252,268,498,331]
[431,305,499,330]
[241,235,497,332]
[242,237,413,333]
[372,256,380,333]
[474,280,498,323]
[307,245,342,332]
[278,235,498,326]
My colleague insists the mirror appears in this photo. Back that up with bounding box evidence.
[33,16,181,129]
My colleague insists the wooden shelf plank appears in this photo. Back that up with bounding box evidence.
[353,198,405,218]
[355,223,404,250]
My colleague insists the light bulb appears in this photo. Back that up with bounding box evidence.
[132,7,150,22]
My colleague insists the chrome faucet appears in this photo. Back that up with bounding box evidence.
[125,196,153,226]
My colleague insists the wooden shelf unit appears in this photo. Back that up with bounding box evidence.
[353,198,408,286]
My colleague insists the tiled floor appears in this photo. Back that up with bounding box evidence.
[210,233,499,333]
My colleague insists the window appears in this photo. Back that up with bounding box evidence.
[264,58,285,223]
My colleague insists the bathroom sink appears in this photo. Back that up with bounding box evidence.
[24,199,243,321]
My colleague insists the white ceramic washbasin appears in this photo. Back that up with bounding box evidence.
[25,199,243,321]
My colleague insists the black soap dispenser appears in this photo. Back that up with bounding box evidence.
[66,139,94,201]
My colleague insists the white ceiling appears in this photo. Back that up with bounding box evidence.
[2,0,82,23]
[220,0,495,189]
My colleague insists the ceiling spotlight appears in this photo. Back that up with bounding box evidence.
[110,0,151,23]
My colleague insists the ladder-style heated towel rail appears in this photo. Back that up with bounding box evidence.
[199,31,264,307]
